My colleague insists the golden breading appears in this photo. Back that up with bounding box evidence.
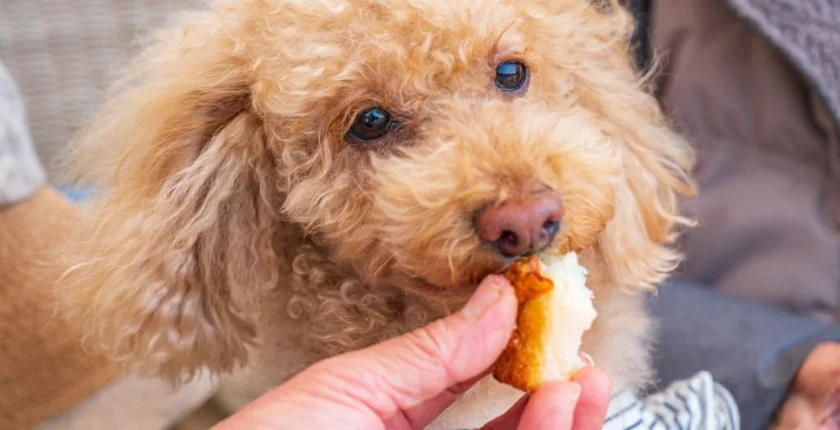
[494,254,596,392]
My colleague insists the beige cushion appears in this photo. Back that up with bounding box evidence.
[0,187,119,429]
[0,188,215,430]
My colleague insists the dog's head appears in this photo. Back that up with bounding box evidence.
[62,0,693,381]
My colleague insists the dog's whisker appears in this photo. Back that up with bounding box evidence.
[370,254,395,279]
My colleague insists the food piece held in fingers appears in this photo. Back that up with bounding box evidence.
[493,253,597,392]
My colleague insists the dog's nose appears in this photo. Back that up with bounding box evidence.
[475,190,564,258]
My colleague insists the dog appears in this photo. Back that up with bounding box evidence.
[58,0,694,427]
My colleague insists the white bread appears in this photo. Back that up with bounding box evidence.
[493,253,597,392]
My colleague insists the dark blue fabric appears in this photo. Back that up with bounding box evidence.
[649,282,840,430]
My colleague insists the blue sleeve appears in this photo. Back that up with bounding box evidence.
[648,282,840,430]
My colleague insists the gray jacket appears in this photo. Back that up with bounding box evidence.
[652,0,840,320]
[642,1,840,429]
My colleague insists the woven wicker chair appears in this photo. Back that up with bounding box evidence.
[0,0,190,177]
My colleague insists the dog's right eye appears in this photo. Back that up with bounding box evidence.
[495,61,529,92]
[347,107,400,143]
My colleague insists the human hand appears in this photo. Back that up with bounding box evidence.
[213,275,612,430]
[773,342,840,430]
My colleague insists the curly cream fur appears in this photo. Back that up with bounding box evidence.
[58,0,694,416]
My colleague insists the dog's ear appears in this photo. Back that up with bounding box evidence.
[591,65,696,291]
[60,12,280,383]
[598,117,695,291]
[560,2,695,292]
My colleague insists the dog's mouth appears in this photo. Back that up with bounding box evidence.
[392,203,597,296]
[407,243,567,294]
[396,242,581,307]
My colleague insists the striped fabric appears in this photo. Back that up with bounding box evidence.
[605,372,740,430]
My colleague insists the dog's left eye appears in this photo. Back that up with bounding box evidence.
[495,61,529,92]
[347,107,400,143]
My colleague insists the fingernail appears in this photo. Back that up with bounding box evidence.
[580,352,595,367]
[570,382,582,403]
[461,277,504,321]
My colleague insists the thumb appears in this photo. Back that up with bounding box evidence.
[308,275,518,426]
